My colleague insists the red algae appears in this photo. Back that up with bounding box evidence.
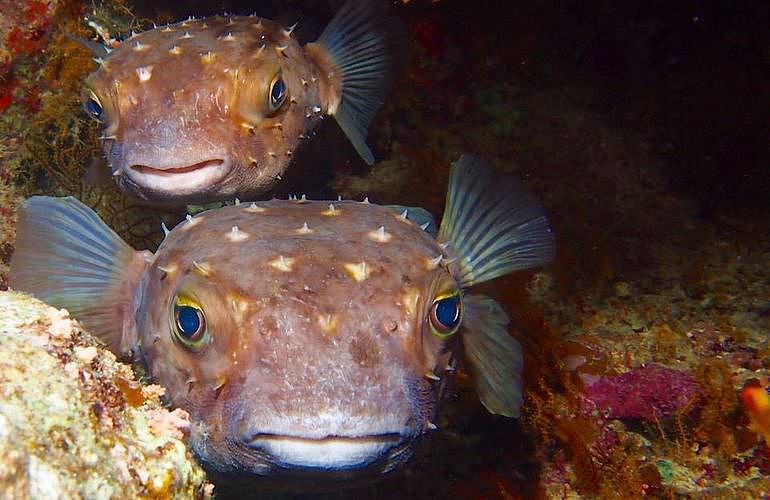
[582,364,703,421]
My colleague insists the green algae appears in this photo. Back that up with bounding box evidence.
[656,459,674,483]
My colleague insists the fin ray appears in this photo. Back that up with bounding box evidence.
[438,155,555,287]
[9,196,147,353]
[462,295,523,418]
[66,33,110,58]
[316,0,405,165]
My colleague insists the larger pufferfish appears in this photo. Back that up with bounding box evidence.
[81,0,402,204]
[10,156,555,482]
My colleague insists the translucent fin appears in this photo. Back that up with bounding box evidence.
[9,196,147,353]
[317,0,405,165]
[438,155,555,287]
[384,205,438,237]
[462,295,523,418]
[66,33,111,58]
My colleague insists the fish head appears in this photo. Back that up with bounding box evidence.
[83,17,327,204]
[135,201,464,479]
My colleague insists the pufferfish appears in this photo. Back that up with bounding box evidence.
[10,156,555,482]
[80,0,402,204]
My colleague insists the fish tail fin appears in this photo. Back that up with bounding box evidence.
[438,155,556,287]
[462,295,523,417]
[9,196,148,354]
[307,0,405,165]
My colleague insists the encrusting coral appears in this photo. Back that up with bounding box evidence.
[0,290,211,498]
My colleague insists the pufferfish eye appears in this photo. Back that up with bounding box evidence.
[267,72,287,114]
[429,290,463,339]
[171,295,209,350]
[84,92,103,121]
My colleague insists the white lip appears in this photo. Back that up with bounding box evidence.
[250,435,401,469]
[124,158,230,194]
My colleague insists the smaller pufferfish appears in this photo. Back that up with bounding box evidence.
[10,156,555,485]
[80,0,403,204]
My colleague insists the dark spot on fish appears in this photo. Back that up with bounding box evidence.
[383,319,398,333]
[401,274,411,285]
[349,333,381,368]
[259,316,277,337]
[213,379,227,400]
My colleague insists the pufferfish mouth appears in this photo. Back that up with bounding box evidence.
[125,158,231,194]
[247,432,405,470]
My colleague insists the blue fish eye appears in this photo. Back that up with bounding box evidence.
[85,96,103,120]
[268,74,287,113]
[174,303,206,345]
[430,293,462,338]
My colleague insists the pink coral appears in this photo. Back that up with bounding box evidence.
[581,364,703,421]
[147,408,192,441]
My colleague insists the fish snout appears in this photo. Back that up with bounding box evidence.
[216,336,433,475]
[120,155,232,198]
[244,430,411,473]
[110,127,232,199]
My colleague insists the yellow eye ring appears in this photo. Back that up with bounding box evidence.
[171,294,210,350]
[429,290,463,339]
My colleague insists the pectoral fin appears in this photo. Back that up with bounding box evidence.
[462,294,523,418]
[9,196,149,355]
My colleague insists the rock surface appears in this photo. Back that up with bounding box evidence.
[0,291,210,499]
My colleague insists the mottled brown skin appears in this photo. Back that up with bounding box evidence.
[85,16,336,204]
[128,200,459,477]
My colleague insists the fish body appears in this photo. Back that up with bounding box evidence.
[142,199,447,476]
[82,1,402,204]
[10,156,555,480]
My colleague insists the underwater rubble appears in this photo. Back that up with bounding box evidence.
[0,291,210,498]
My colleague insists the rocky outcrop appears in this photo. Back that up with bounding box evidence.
[0,291,211,498]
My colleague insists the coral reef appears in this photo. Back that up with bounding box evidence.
[0,290,210,498]
[0,0,59,288]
